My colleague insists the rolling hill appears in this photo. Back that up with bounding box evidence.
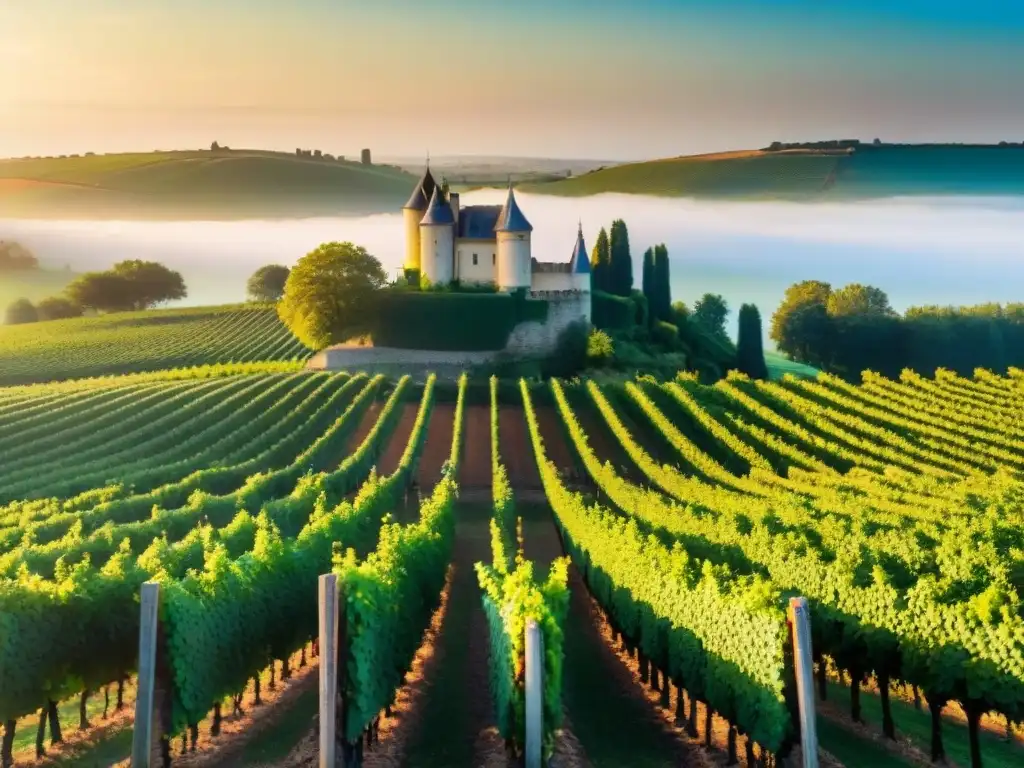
[0,149,418,219]
[6,144,1024,220]
[523,144,1024,200]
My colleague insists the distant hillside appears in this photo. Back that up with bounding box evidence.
[385,155,617,187]
[0,149,417,220]
[523,145,1024,200]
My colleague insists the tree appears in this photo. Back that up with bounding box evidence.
[641,247,654,318]
[590,227,611,293]
[608,219,633,297]
[65,272,136,312]
[652,244,672,323]
[826,283,893,317]
[247,265,291,303]
[278,242,388,349]
[0,241,38,271]
[36,296,82,321]
[693,293,729,339]
[111,260,187,310]
[4,298,38,325]
[735,304,769,380]
[771,280,833,364]
[210,141,220,151]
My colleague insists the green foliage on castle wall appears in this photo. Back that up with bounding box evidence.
[373,290,550,351]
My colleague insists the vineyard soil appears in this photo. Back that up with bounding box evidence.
[517,502,707,768]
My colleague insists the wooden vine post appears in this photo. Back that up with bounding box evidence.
[319,574,340,768]
[524,618,544,768]
[131,582,170,768]
[788,597,819,768]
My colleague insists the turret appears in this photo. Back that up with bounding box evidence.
[419,185,455,286]
[402,166,437,274]
[568,220,592,293]
[494,184,533,291]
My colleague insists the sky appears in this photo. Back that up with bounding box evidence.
[2,0,1024,161]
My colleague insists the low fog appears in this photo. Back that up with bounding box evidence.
[4,192,1024,341]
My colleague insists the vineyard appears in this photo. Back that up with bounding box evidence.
[1,364,1023,767]
[0,305,312,386]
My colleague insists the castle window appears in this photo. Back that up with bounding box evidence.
[492,253,496,265]
[472,253,478,265]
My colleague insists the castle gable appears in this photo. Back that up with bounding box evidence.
[457,205,502,240]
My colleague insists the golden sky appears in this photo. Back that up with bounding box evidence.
[3,1,1024,160]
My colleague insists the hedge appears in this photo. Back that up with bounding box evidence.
[373,290,550,352]
[592,290,634,331]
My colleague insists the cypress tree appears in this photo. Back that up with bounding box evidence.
[641,247,655,322]
[736,304,769,380]
[591,227,611,293]
[653,244,671,323]
[608,219,633,297]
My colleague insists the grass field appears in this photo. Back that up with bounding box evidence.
[0,149,417,219]
[1,357,1023,767]
[523,145,1024,199]
[0,304,311,385]
[765,349,820,379]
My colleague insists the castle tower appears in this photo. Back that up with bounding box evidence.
[568,221,592,293]
[419,185,455,285]
[402,165,437,274]
[494,184,533,291]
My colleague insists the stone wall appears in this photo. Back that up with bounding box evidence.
[504,291,591,358]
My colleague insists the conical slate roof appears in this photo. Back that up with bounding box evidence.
[494,185,533,233]
[419,185,454,226]
[569,221,591,274]
[403,166,438,211]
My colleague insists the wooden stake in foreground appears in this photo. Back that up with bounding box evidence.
[789,597,819,768]
[319,574,340,768]
[524,618,544,768]
[131,582,160,768]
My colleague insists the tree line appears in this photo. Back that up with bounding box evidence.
[587,218,769,381]
[771,280,1024,379]
[4,261,187,325]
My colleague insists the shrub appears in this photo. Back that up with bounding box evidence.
[651,320,680,349]
[586,329,614,365]
[542,320,590,378]
[35,296,83,321]
[4,298,38,325]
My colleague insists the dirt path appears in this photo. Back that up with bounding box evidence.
[459,406,491,490]
[416,405,455,489]
[534,406,582,480]
[376,404,420,477]
[360,503,499,768]
[337,399,382,466]
[517,502,706,768]
[497,407,542,491]
[573,400,645,484]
